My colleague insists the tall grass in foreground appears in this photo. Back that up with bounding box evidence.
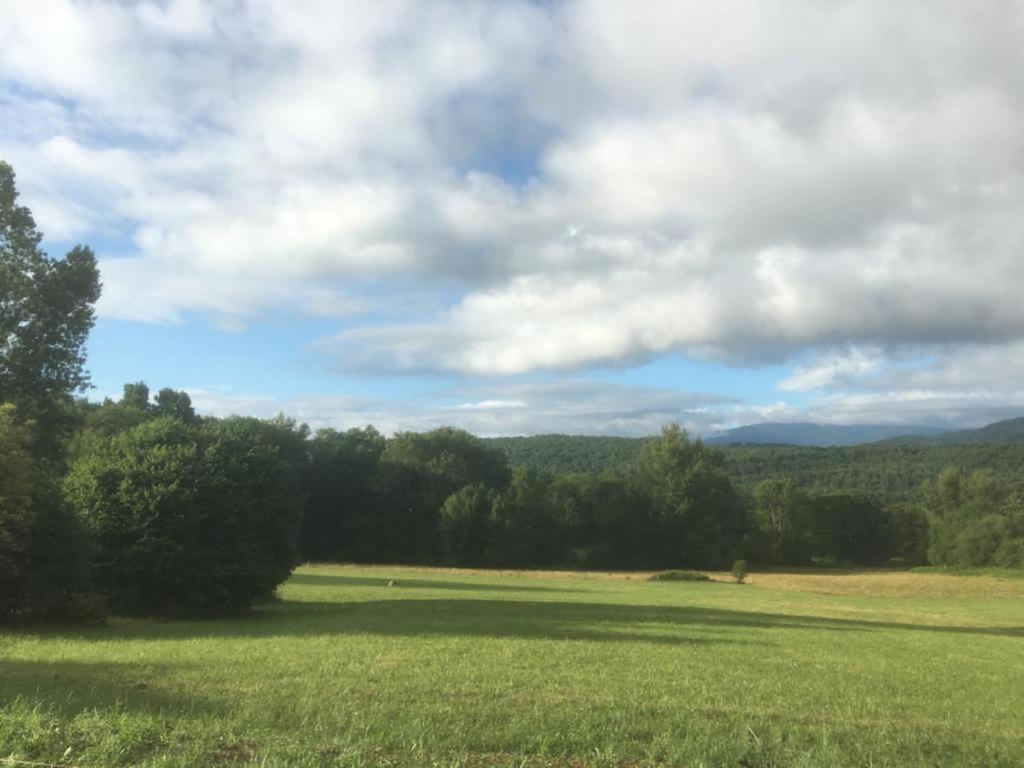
[2,565,1022,767]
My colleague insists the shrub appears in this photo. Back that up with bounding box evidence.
[731,559,749,584]
[64,417,304,616]
[647,570,711,582]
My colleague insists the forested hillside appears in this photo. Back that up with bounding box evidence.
[486,434,1024,503]
[704,421,945,446]
[721,443,1024,501]
[486,435,645,474]
[880,417,1024,446]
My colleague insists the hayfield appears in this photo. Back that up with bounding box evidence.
[2,565,1022,767]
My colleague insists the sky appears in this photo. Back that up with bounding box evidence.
[3,0,1024,437]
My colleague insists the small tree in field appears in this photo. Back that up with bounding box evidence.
[731,559,748,584]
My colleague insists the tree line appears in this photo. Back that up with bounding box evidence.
[69,394,1024,576]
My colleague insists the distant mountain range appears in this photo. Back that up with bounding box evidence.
[704,422,947,447]
[485,417,1024,475]
[705,418,1024,446]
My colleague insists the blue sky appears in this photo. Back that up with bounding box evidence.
[5,1,1024,436]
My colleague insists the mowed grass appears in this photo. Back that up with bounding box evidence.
[2,566,1023,767]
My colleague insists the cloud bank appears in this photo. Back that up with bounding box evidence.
[4,1,1024,430]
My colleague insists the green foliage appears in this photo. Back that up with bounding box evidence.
[551,472,652,569]
[487,434,644,474]
[299,422,1010,573]
[64,417,305,616]
[636,424,748,569]
[994,537,1024,567]
[384,427,512,494]
[731,559,748,583]
[953,515,1009,567]
[647,569,711,582]
[0,404,94,622]
[153,387,196,422]
[883,503,930,564]
[484,468,564,567]
[300,426,387,562]
[0,163,101,622]
[439,484,496,565]
[0,404,34,545]
[367,428,513,563]
[883,416,1024,445]
[120,382,151,411]
[805,493,893,565]
[0,161,101,457]
[919,466,1024,567]
[723,443,1024,503]
[752,477,809,563]
[67,383,197,464]
[489,434,1024,509]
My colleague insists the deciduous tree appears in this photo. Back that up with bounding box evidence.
[0,161,101,458]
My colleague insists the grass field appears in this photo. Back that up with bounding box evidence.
[2,565,1023,767]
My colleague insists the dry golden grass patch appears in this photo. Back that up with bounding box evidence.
[310,562,1024,599]
[308,562,659,582]
[731,570,1024,598]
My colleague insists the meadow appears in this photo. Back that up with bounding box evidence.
[2,565,1022,768]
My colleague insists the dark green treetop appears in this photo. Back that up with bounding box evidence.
[0,160,101,454]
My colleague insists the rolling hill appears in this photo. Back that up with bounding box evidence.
[878,417,1024,445]
[704,421,946,446]
[484,417,1024,502]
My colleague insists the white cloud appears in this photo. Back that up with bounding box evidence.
[451,400,527,411]
[3,0,1024,409]
[779,348,886,392]
[772,342,1024,428]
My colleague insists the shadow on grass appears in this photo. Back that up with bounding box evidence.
[22,596,1023,645]
[0,658,224,718]
[287,572,578,593]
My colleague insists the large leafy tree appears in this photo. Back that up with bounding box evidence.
[635,423,749,568]
[752,477,811,563]
[1,162,100,621]
[378,427,512,562]
[0,403,93,621]
[920,466,1024,566]
[300,426,386,561]
[1,160,101,456]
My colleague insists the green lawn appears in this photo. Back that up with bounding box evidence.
[2,565,1023,767]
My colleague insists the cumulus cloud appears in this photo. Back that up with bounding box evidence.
[3,0,1024,426]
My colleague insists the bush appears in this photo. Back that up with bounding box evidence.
[64,417,304,616]
[647,570,711,582]
[731,559,749,583]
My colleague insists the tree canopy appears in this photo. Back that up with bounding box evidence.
[1,161,101,456]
